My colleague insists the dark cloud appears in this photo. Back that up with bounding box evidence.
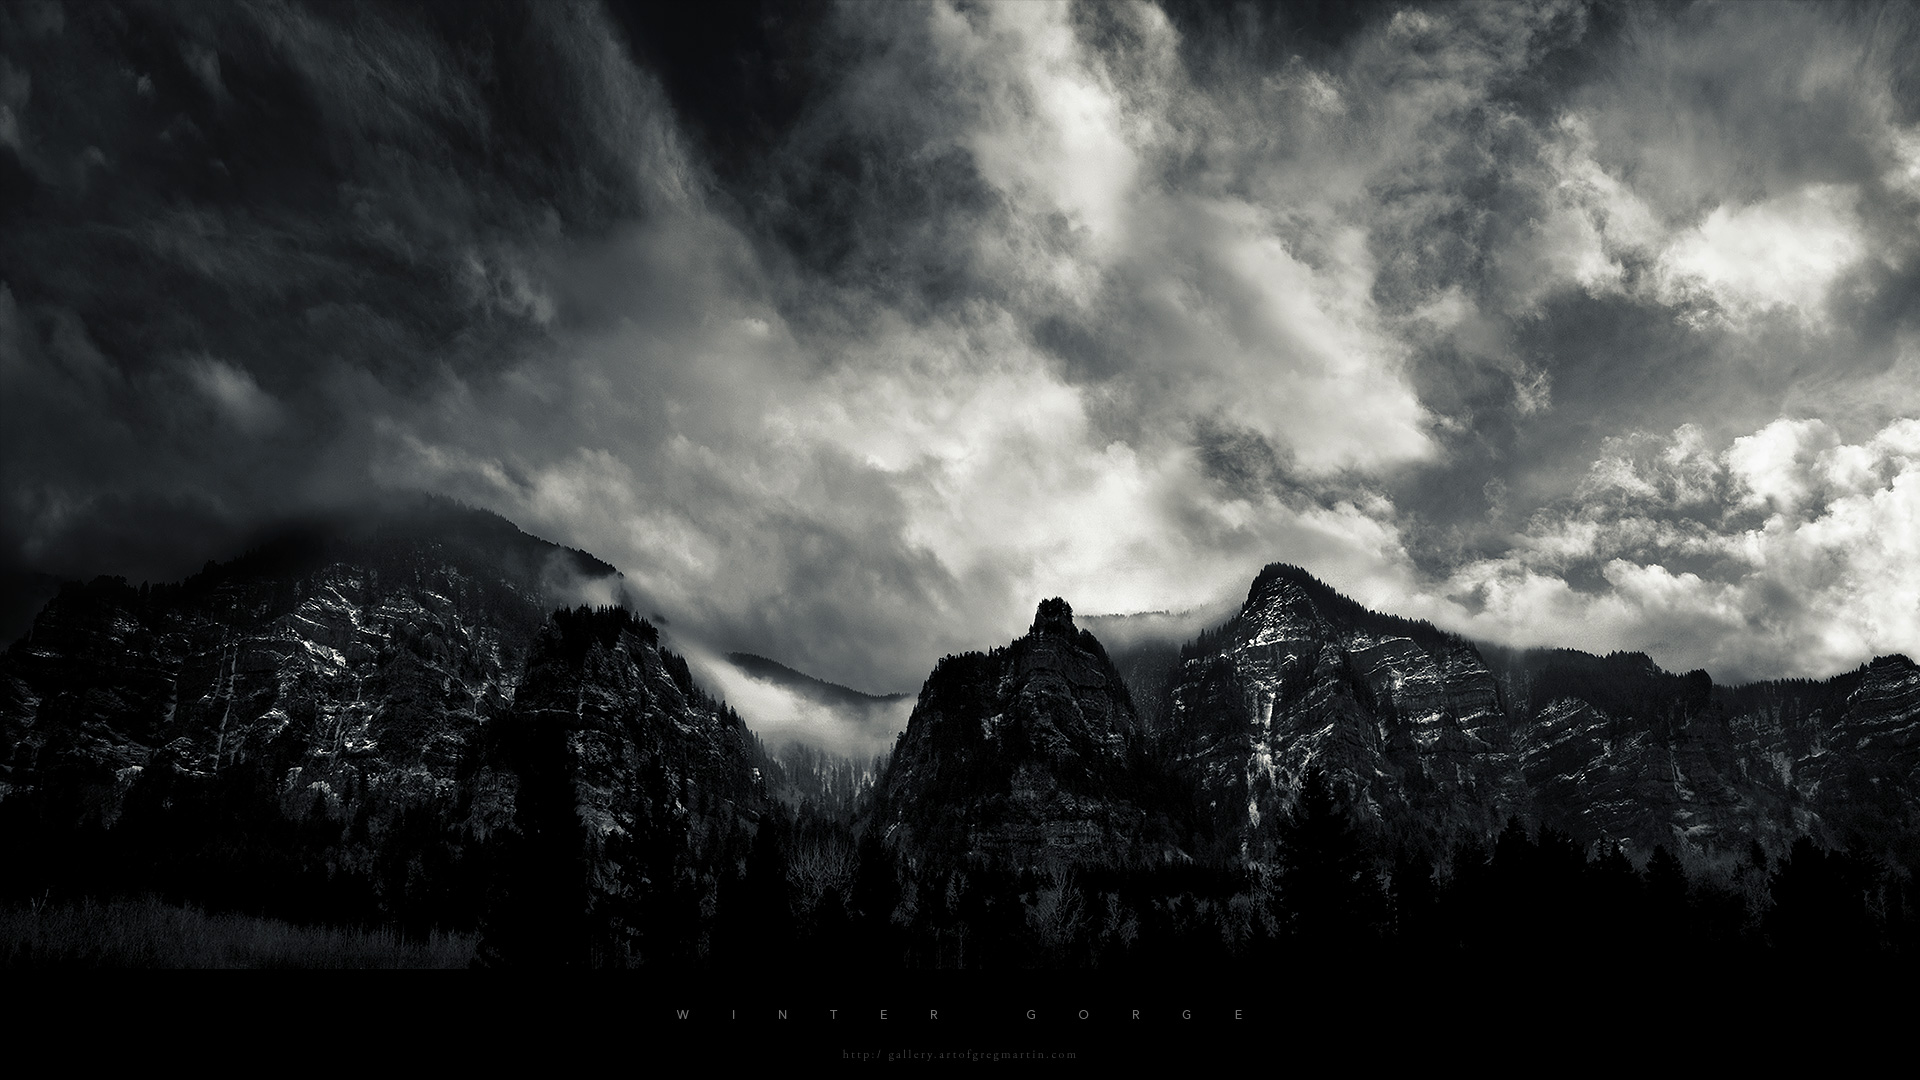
[604,0,828,185]
[6,0,1920,698]
[0,0,679,629]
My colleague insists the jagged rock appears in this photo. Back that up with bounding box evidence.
[12,507,1920,950]
[0,498,766,948]
[1153,563,1920,858]
[874,598,1163,866]
[468,606,763,964]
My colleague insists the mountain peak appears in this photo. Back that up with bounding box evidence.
[1030,596,1077,638]
[1239,561,1458,653]
[878,592,1150,865]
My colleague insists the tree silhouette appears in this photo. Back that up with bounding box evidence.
[1766,837,1872,958]
[1275,767,1379,952]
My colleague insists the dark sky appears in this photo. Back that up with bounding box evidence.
[5,0,1920,699]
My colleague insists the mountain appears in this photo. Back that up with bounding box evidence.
[870,563,1920,870]
[872,598,1175,866]
[468,605,764,965]
[8,510,1920,967]
[1150,563,1920,862]
[725,652,910,713]
[0,497,767,961]
[717,652,901,817]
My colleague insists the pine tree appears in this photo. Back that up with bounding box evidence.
[1388,846,1439,953]
[1275,767,1379,953]
[1643,844,1689,952]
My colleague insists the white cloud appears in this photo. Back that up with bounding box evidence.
[1659,185,1865,325]
[369,1,1787,695]
[25,0,1919,709]
[1182,205,1433,473]
[1539,111,1870,331]
[945,2,1141,257]
[1421,417,1920,681]
[1724,417,1838,516]
[679,640,912,760]
[364,0,1454,686]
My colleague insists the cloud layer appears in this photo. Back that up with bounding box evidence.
[1425,417,1920,682]
[4,1,1920,701]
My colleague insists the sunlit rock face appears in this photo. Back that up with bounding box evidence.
[0,504,566,825]
[874,598,1167,867]
[872,567,1920,870]
[1157,565,1519,861]
[1717,654,1920,842]
[0,499,764,941]
[1154,564,1920,858]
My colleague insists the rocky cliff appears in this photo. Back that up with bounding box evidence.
[1153,563,1920,860]
[11,511,1920,957]
[871,563,1920,869]
[0,499,766,958]
[873,598,1170,866]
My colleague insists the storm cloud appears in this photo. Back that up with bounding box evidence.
[3,1,1919,697]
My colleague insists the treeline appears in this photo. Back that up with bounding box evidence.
[7,757,1915,967]
[663,769,1920,970]
[759,742,881,821]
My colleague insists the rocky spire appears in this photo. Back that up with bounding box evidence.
[1029,596,1076,638]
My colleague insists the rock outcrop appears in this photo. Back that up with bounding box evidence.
[0,498,766,959]
[1152,563,1920,858]
[874,598,1166,866]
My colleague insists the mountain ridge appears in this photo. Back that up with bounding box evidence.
[874,560,1920,869]
[724,651,911,708]
[1159,562,1920,860]
[0,498,771,962]
[8,509,1920,966]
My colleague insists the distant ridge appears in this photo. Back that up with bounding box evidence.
[725,651,911,707]
[208,493,621,590]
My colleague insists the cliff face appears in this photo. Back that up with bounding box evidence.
[0,500,764,955]
[867,571,1920,870]
[10,509,1920,951]
[1155,564,1920,858]
[0,526,548,828]
[875,598,1167,866]
[1155,566,1514,860]
[466,606,762,964]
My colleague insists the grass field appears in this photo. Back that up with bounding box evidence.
[0,895,477,968]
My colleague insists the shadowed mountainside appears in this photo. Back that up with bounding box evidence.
[0,498,771,964]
